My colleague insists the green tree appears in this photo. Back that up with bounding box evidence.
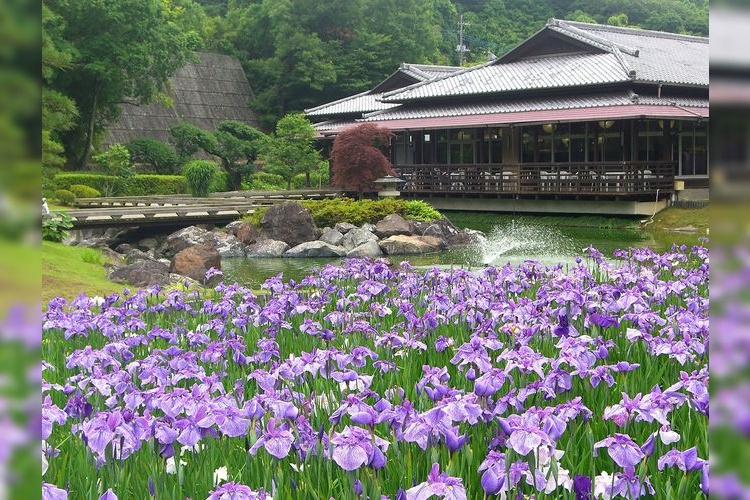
[91,144,134,196]
[169,121,268,190]
[48,0,199,167]
[42,3,78,177]
[261,113,322,189]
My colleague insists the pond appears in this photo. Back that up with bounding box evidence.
[222,211,705,288]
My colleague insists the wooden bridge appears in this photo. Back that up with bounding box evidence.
[44,189,343,229]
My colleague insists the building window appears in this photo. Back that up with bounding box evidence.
[678,121,708,176]
[637,120,665,162]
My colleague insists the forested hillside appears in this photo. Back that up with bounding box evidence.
[43,0,708,166]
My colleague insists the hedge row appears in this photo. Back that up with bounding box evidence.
[244,198,442,228]
[53,174,188,196]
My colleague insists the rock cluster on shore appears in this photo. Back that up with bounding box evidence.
[67,202,480,288]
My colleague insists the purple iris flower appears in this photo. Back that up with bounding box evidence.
[330,426,389,471]
[506,413,552,456]
[573,474,591,500]
[657,447,706,472]
[206,482,271,499]
[609,467,655,499]
[99,489,118,500]
[405,463,467,500]
[594,434,645,469]
[249,418,294,460]
[473,368,506,397]
[478,451,506,495]
[42,482,68,500]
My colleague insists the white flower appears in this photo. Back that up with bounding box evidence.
[166,457,187,475]
[213,466,228,485]
[42,450,48,476]
[659,425,681,445]
[594,471,613,500]
[290,463,306,473]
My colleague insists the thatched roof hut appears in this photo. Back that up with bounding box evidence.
[103,52,259,147]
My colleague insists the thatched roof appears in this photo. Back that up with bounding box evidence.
[103,52,259,147]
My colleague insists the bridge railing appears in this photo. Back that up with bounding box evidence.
[395,161,674,197]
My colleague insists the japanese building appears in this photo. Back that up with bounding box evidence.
[306,19,708,215]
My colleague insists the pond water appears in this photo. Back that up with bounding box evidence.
[222,211,705,289]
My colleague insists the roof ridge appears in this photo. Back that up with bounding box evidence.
[551,19,640,56]
[304,90,374,114]
[380,61,493,102]
[551,18,708,43]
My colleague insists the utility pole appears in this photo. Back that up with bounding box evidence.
[456,14,470,66]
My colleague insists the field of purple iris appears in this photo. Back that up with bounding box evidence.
[42,244,708,499]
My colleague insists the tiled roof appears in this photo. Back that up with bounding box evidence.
[381,20,707,103]
[363,92,707,122]
[551,20,708,86]
[381,53,631,102]
[305,91,399,117]
[305,63,461,118]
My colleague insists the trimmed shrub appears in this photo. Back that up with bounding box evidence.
[182,160,216,197]
[68,184,101,199]
[54,173,187,196]
[126,138,180,174]
[126,175,188,196]
[54,189,76,206]
[243,198,443,228]
[403,200,442,222]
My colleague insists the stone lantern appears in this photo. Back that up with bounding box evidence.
[373,176,405,198]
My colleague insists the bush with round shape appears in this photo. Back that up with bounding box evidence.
[54,189,76,206]
[68,184,102,199]
[183,160,216,197]
[126,138,180,174]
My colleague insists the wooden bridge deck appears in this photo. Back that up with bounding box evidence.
[45,189,344,229]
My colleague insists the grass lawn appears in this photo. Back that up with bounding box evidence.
[42,241,125,304]
[649,205,709,231]
[0,241,40,311]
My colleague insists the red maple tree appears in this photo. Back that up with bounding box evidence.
[330,123,395,198]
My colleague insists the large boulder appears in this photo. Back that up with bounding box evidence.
[284,241,347,258]
[136,237,160,252]
[109,260,171,287]
[319,227,344,247]
[412,218,473,246]
[259,202,317,247]
[66,227,135,249]
[234,222,260,245]
[212,232,246,258]
[379,235,442,255]
[158,226,214,258]
[342,227,379,251]
[246,239,290,258]
[346,240,383,258]
[224,220,244,236]
[169,244,221,282]
[375,214,413,238]
[124,248,158,264]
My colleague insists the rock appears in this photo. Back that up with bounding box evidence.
[346,240,383,258]
[413,218,474,246]
[342,227,379,250]
[375,214,414,238]
[224,220,244,235]
[259,202,318,247]
[66,227,135,248]
[109,260,171,287]
[158,226,214,258]
[319,227,345,247]
[114,243,134,254]
[379,235,441,255]
[235,222,260,245]
[124,248,157,264]
[136,237,160,251]
[419,235,448,250]
[334,222,357,234]
[212,231,246,258]
[284,241,347,258]
[361,223,376,233]
[246,239,290,258]
[169,244,221,282]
